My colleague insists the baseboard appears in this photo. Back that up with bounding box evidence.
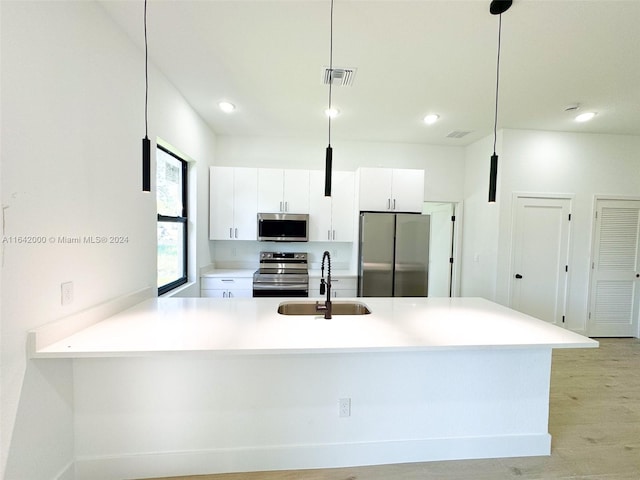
[74,434,551,480]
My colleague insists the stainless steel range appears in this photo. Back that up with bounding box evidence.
[252,252,309,297]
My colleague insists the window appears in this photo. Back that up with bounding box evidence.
[157,146,188,295]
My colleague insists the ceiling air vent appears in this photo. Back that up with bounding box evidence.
[447,131,472,139]
[322,67,357,87]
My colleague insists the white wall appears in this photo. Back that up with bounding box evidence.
[0,2,216,478]
[460,133,501,300]
[215,135,466,202]
[461,129,640,333]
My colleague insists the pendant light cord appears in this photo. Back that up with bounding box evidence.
[144,0,149,138]
[492,14,502,155]
[327,0,334,146]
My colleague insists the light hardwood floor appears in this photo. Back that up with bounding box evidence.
[145,338,640,480]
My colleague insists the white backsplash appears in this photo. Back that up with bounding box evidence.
[211,240,355,271]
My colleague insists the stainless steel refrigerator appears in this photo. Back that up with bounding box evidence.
[357,212,430,297]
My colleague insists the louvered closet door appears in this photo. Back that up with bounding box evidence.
[589,199,640,337]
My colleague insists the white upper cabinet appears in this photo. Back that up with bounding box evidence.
[357,167,424,213]
[257,168,310,213]
[209,166,258,240]
[309,170,355,242]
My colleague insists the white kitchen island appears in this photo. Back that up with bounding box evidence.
[30,297,597,480]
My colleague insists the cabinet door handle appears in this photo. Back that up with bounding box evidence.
[235,228,238,238]
[515,273,523,279]
[285,201,289,212]
[229,291,234,298]
[223,291,227,298]
[229,228,233,239]
[393,199,396,210]
[280,201,283,212]
[332,230,336,240]
[328,230,331,240]
[387,198,391,210]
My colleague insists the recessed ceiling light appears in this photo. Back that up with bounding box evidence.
[423,114,440,125]
[325,107,340,118]
[218,101,236,113]
[575,112,596,122]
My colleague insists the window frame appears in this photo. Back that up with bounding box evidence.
[157,145,188,295]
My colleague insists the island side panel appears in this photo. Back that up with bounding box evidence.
[73,347,553,479]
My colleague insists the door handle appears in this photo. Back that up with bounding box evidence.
[515,274,523,279]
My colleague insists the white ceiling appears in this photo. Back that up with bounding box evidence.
[100,0,640,146]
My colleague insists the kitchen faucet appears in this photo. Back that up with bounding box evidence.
[316,250,332,319]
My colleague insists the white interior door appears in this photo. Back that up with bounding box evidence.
[588,199,640,337]
[510,196,572,325]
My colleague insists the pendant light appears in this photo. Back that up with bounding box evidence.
[488,0,512,202]
[142,0,151,192]
[324,0,335,197]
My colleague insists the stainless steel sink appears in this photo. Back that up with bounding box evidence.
[277,301,371,316]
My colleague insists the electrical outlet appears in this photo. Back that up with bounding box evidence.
[339,397,351,417]
[61,281,74,306]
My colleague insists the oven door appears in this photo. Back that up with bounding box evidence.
[253,274,309,297]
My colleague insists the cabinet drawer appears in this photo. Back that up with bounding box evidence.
[308,276,357,298]
[331,277,357,290]
[201,277,253,290]
[308,277,357,290]
[201,288,253,298]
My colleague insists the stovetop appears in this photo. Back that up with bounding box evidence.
[255,252,308,276]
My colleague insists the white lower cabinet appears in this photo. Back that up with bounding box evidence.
[309,276,357,298]
[201,277,253,298]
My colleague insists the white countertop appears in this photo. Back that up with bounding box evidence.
[308,269,356,278]
[31,297,597,358]
[201,268,256,277]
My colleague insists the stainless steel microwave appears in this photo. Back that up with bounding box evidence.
[257,213,309,242]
